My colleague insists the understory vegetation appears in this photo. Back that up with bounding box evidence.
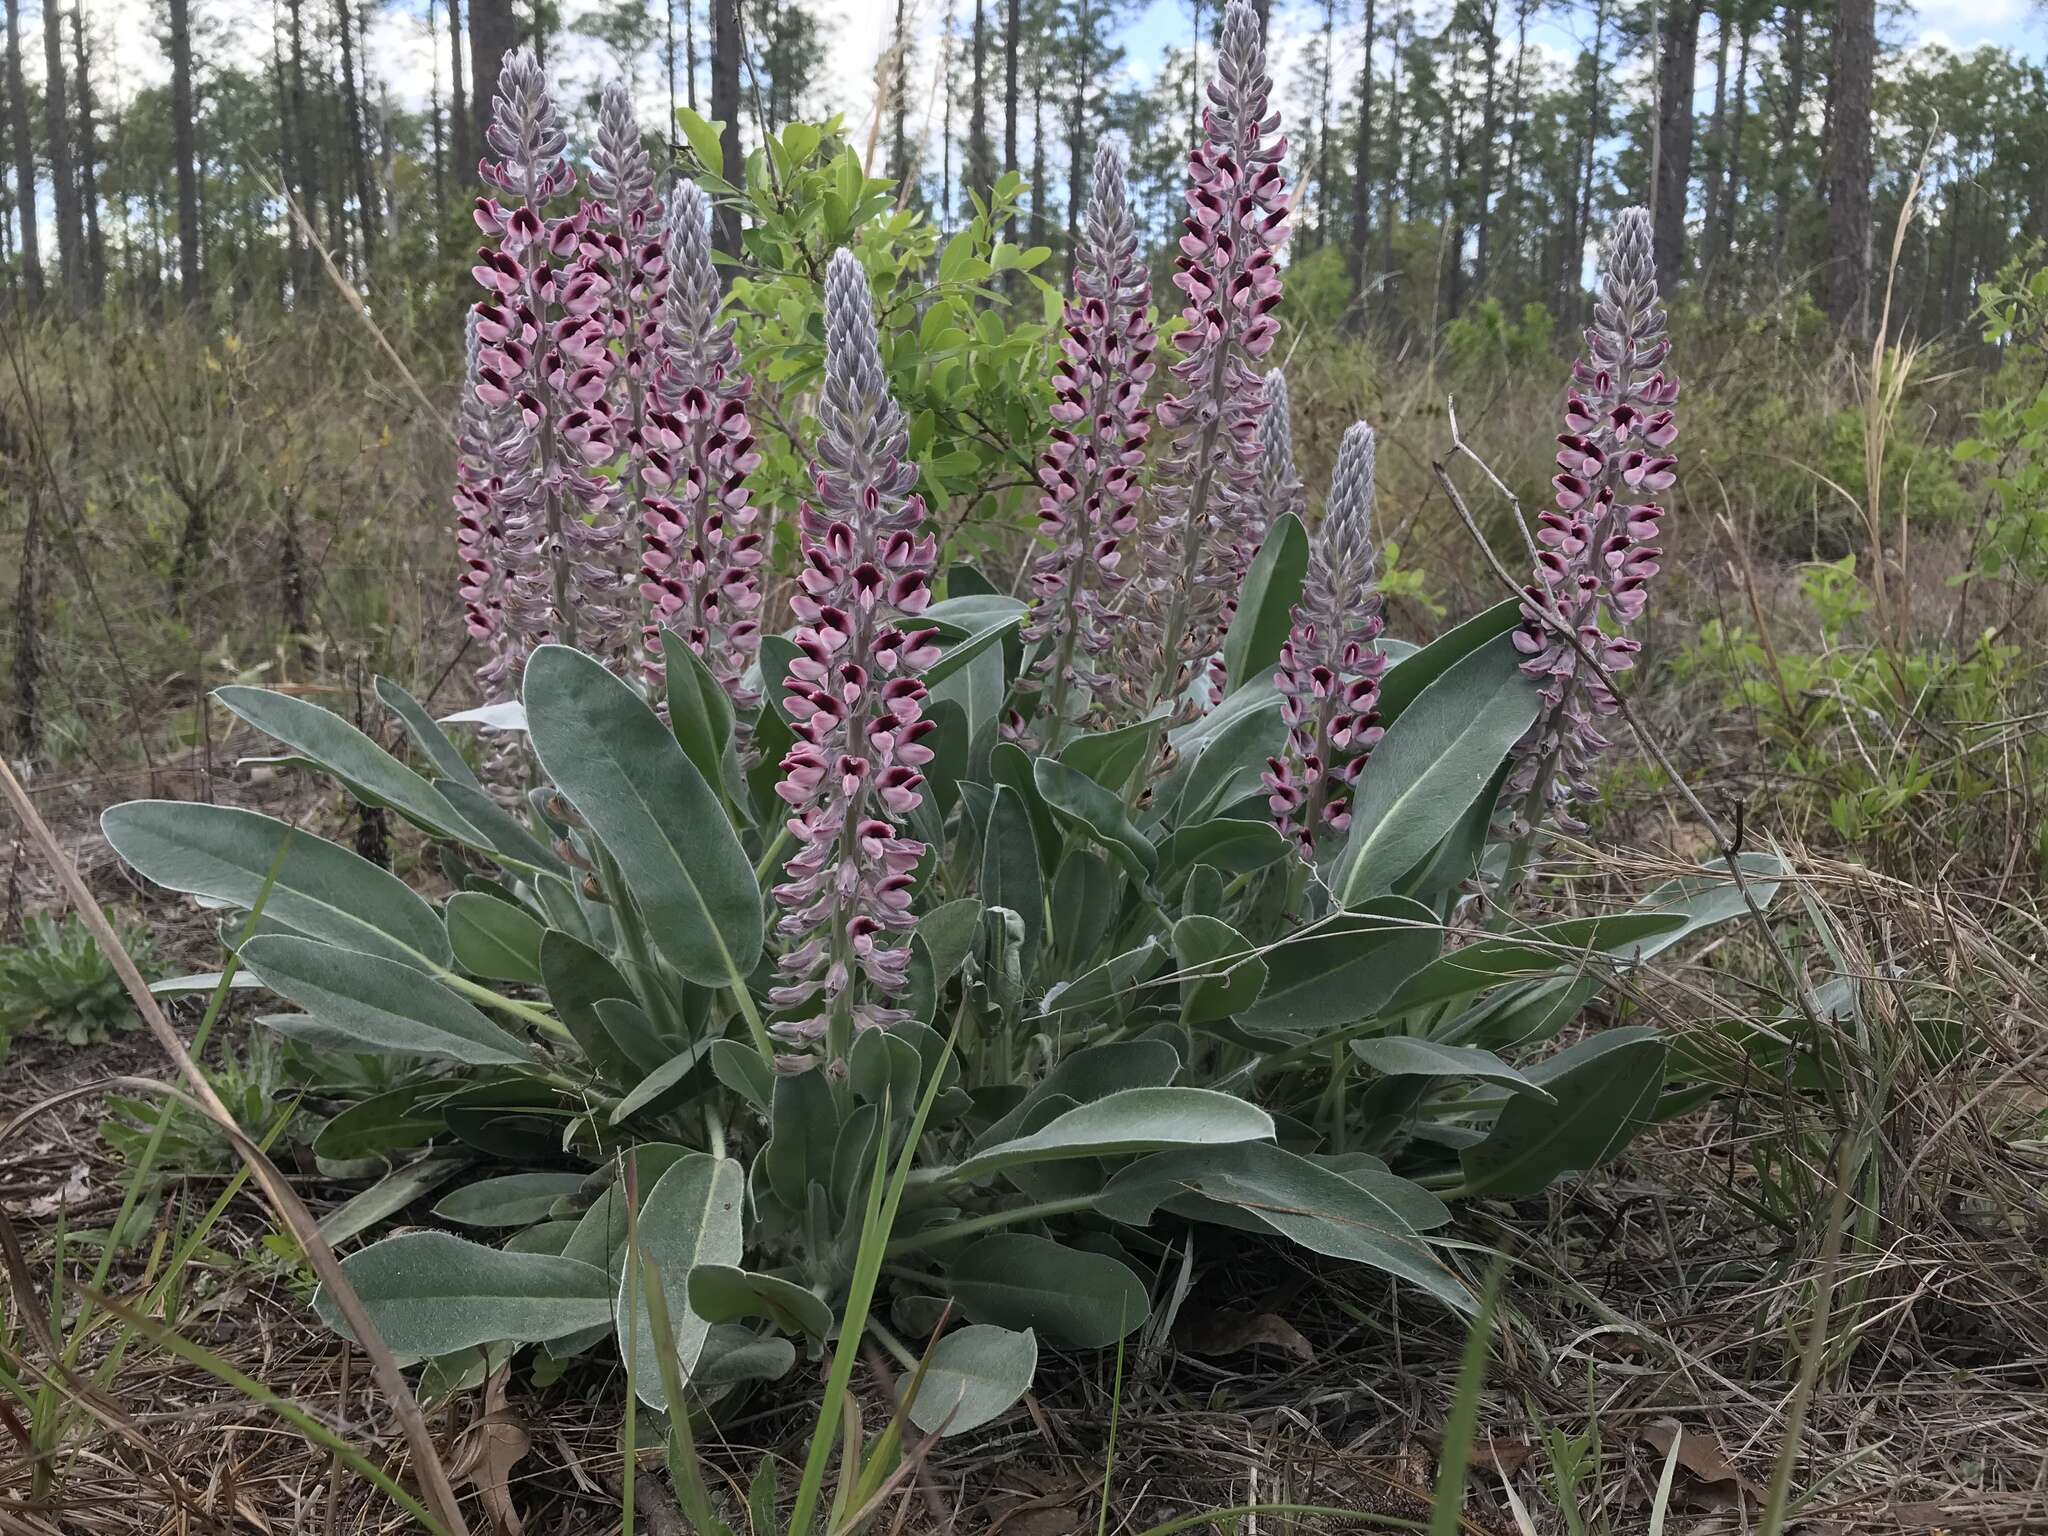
[2,14,2046,1536]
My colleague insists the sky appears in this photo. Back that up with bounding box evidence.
[65,0,2048,161]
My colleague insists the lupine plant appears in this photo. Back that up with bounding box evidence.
[106,11,1779,1446]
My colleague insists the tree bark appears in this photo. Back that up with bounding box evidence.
[4,0,41,303]
[1002,0,1019,244]
[1711,7,1751,285]
[1064,0,1091,273]
[709,0,741,255]
[334,0,376,269]
[70,4,103,303]
[1570,0,1606,309]
[1821,0,1874,334]
[168,0,202,305]
[887,0,913,192]
[1651,0,1699,293]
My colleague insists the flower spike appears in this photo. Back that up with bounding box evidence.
[1121,0,1290,718]
[768,251,940,1069]
[1263,421,1387,857]
[1016,138,1156,745]
[636,180,764,713]
[463,48,633,694]
[1507,207,1678,834]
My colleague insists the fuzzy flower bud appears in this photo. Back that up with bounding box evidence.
[1507,207,1678,833]
[1262,422,1386,857]
[1121,0,1290,718]
[1015,139,1156,744]
[1254,369,1305,533]
[768,251,940,1063]
[637,180,764,712]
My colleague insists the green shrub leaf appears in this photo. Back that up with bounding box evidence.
[1348,1037,1555,1100]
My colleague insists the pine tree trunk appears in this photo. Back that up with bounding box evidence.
[469,0,515,160]
[1472,0,1499,294]
[1345,0,1375,325]
[1651,0,1699,292]
[9,477,42,761]
[1002,0,1019,245]
[1711,10,1751,286]
[70,5,103,303]
[888,0,912,192]
[428,0,446,222]
[968,0,989,200]
[168,0,202,304]
[710,0,741,255]
[1570,0,1606,309]
[1064,0,1090,274]
[4,0,42,303]
[1700,2,1729,257]
[448,0,470,183]
[337,0,378,268]
[1821,0,1874,334]
[1770,3,1803,277]
[286,0,319,296]
[42,3,81,310]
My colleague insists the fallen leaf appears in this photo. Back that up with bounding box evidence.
[1177,1308,1315,1362]
[1639,1422,1745,1490]
[1418,1432,1533,1478]
[452,1365,531,1536]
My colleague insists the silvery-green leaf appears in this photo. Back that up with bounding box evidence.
[944,1234,1148,1348]
[315,1231,614,1354]
[242,936,526,1065]
[103,801,449,969]
[445,891,545,983]
[906,1324,1037,1436]
[619,1154,745,1409]
[934,1087,1273,1188]
[433,1171,589,1228]
[1333,638,1541,904]
[1349,1037,1555,1101]
[524,645,762,988]
[215,685,484,844]
[1458,1027,1666,1198]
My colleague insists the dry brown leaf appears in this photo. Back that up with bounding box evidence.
[1177,1307,1315,1362]
[454,1365,531,1536]
[1639,1423,1742,1486]
[1418,1432,1534,1478]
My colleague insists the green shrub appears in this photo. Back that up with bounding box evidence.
[0,913,159,1049]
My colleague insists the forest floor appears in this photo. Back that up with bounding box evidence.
[4,755,2046,1536]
